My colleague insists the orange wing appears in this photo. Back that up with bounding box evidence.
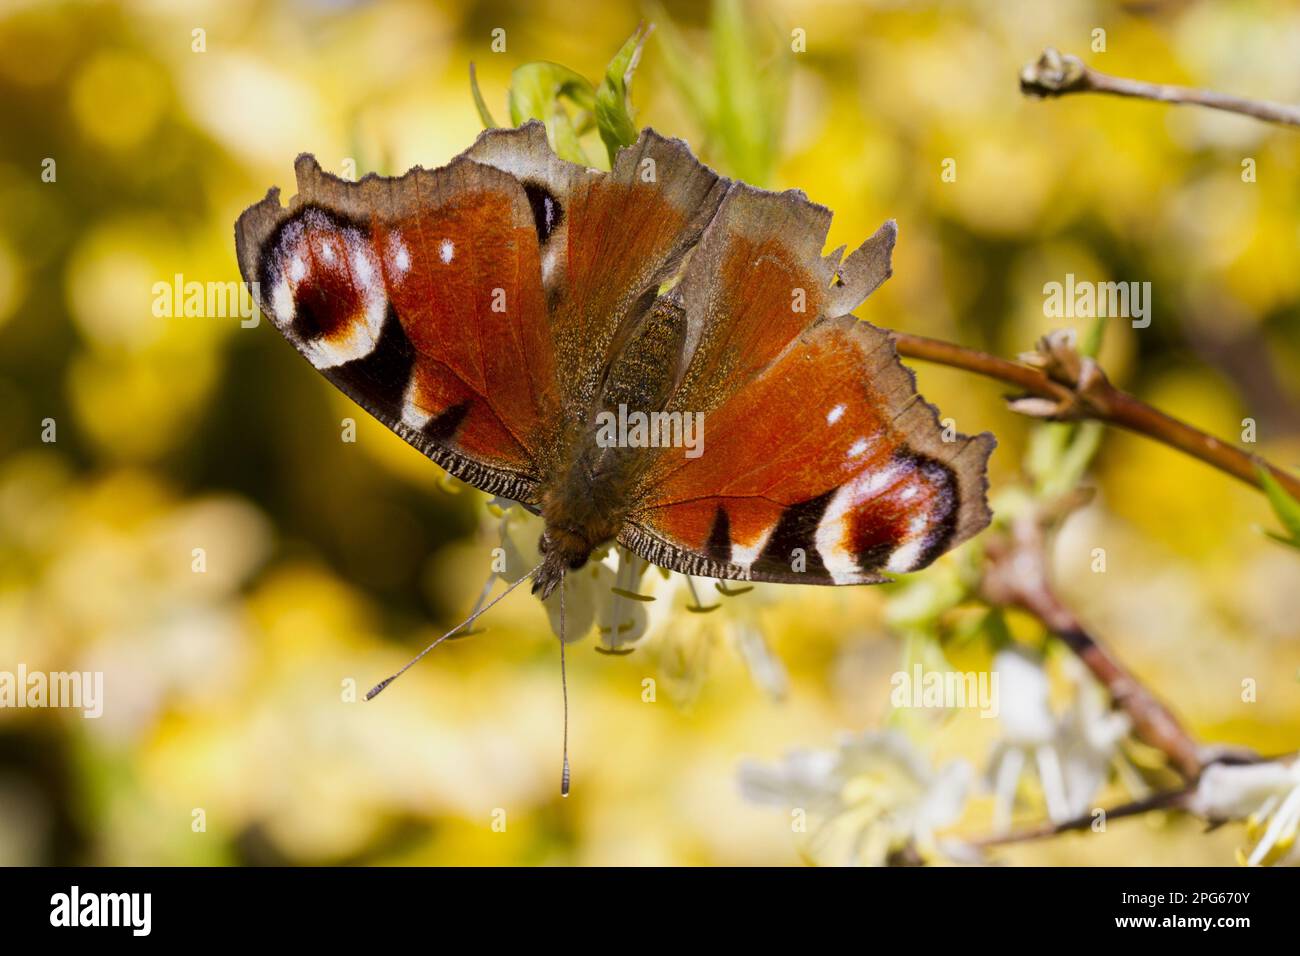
[235,153,554,501]
[620,188,993,584]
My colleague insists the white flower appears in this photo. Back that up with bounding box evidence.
[739,729,972,866]
[486,498,788,697]
[1188,759,1300,866]
[732,622,789,700]
[986,647,1130,831]
[489,498,652,646]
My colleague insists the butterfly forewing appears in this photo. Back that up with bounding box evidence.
[235,151,559,501]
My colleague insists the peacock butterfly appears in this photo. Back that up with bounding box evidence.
[236,120,994,592]
[234,122,995,787]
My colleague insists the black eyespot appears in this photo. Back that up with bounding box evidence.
[330,304,416,414]
[891,449,959,569]
[423,401,470,442]
[758,488,837,577]
[522,181,563,244]
[705,505,732,563]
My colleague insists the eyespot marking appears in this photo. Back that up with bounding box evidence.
[522,180,563,244]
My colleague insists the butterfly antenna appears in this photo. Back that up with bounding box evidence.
[365,560,543,701]
[559,567,571,797]
[465,564,499,619]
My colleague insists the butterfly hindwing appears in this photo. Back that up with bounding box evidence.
[623,317,993,584]
[664,183,898,418]
[618,184,993,584]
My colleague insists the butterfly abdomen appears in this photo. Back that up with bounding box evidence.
[533,296,694,595]
[598,295,687,415]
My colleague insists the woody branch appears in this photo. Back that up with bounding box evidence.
[972,788,1191,849]
[979,498,1205,781]
[1019,48,1300,129]
[892,330,1300,502]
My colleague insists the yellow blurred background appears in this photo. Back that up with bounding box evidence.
[0,0,1297,865]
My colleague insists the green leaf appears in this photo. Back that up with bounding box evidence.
[507,61,596,165]
[647,0,789,186]
[882,564,968,630]
[468,62,499,128]
[595,22,651,165]
[1053,420,1103,493]
[712,0,765,184]
[1265,530,1300,551]
[982,607,1014,650]
[1026,415,1103,498]
[346,116,390,178]
[645,2,717,132]
[1258,466,1300,550]
[712,0,788,186]
[1026,318,1107,495]
[551,110,589,166]
[1079,313,1106,359]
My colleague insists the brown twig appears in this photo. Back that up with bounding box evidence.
[973,787,1192,849]
[1019,47,1300,129]
[980,502,1204,781]
[892,330,1300,501]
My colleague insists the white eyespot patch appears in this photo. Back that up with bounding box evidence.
[264,208,387,370]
